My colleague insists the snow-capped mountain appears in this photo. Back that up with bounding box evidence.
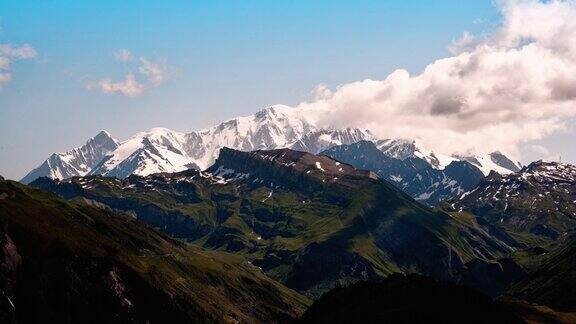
[322,141,486,206]
[88,128,199,179]
[21,131,119,184]
[21,104,521,184]
[454,152,522,176]
[22,105,372,182]
[186,105,317,169]
[375,138,521,176]
[291,128,373,154]
[375,139,418,160]
[322,139,523,206]
[89,106,372,179]
[451,161,576,241]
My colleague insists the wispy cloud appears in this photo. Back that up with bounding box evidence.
[90,50,170,97]
[138,57,166,86]
[113,49,135,62]
[93,73,145,97]
[0,43,37,89]
[295,0,576,159]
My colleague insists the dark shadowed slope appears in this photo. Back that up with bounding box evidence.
[298,274,522,324]
[0,179,308,323]
[506,234,576,313]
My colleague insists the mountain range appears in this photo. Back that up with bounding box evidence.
[31,147,525,298]
[8,144,576,321]
[22,106,368,182]
[21,106,522,205]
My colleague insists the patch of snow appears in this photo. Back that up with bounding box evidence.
[262,190,273,202]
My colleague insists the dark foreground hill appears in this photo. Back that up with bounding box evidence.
[298,274,522,324]
[0,179,308,323]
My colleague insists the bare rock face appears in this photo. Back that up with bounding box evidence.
[490,152,521,173]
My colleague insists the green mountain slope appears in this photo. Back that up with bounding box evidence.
[0,179,308,323]
[506,234,576,312]
[32,148,524,297]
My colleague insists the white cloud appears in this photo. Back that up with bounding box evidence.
[0,43,37,89]
[92,50,169,97]
[312,83,332,100]
[93,73,145,97]
[294,0,576,159]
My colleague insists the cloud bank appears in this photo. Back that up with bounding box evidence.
[296,0,576,158]
[0,43,37,89]
[90,49,169,97]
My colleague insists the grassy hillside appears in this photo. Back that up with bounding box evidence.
[0,179,308,323]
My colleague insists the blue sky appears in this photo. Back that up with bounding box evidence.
[0,0,573,179]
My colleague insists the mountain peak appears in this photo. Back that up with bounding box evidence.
[375,138,417,160]
[88,130,118,148]
[489,151,521,173]
[253,104,299,120]
[95,129,112,138]
[525,159,560,169]
[21,130,120,184]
